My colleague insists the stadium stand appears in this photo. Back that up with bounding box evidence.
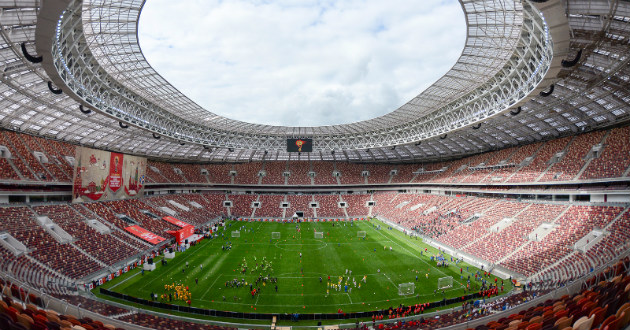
[233,162,262,185]
[2,1,630,328]
[336,162,364,185]
[287,160,312,185]
[315,194,346,217]
[311,161,337,185]
[261,161,286,185]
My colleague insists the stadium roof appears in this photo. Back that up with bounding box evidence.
[0,0,629,162]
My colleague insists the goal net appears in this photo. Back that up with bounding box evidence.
[271,232,281,239]
[357,231,366,238]
[398,282,414,296]
[231,231,240,238]
[438,276,453,290]
[314,232,323,239]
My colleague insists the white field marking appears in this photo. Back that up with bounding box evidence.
[110,271,140,289]
[345,293,353,304]
[383,273,398,287]
[199,253,230,300]
[210,288,459,308]
[370,220,465,288]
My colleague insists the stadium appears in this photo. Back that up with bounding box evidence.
[1,0,630,329]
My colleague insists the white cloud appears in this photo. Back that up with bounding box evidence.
[138,0,465,127]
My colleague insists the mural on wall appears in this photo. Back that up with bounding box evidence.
[72,147,146,202]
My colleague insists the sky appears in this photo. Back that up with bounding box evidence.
[138,0,465,127]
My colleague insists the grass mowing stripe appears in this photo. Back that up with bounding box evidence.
[96,219,512,315]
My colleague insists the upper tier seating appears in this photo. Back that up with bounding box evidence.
[233,162,262,185]
[509,137,571,183]
[287,161,311,185]
[261,161,286,185]
[336,162,364,185]
[539,131,605,182]
[581,126,630,179]
[311,161,337,185]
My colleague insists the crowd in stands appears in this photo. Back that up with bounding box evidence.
[287,161,311,185]
[32,205,139,266]
[260,161,286,185]
[285,194,315,218]
[315,194,345,217]
[227,194,256,218]
[233,162,261,185]
[342,194,371,217]
[206,164,232,184]
[508,137,571,183]
[336,162,364,185]
[2,127,629,186]
[311,161,337,185]
[581,126,630,180]
[539,131,605,182]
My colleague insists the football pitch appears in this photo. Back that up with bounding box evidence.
[97,219,512,315]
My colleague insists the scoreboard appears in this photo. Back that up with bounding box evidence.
[287,138,313,152]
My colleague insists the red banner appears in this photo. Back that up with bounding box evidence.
[162,216,191,228]
[125,225,165,244]
[109,152,123,192]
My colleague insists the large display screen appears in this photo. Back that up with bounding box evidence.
[72,146,146,202]
[287,138,313,152]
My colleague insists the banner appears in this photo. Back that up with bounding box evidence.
[125,225,166,244]
[162,216,192,228]
[73,146,146,202]
[109,152,123,192]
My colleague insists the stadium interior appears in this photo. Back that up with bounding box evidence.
[1,0,630,329]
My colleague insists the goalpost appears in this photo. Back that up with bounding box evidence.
[357,231,366,238]
[271,232,281,239]
[398,282,415,296]
[437,276,453,290]
[314,232,323,239]
[231,231,240,238]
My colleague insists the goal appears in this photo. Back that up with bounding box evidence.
[314,232,323,239]
[437,276,453,290]
[398,282,415,295]
[231,231,240,238]
[357,231,366,238]
[271,232,281,239]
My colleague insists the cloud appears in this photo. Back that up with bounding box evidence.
[138,0,465,127]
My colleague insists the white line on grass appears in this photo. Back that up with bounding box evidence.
[345,293,353,304]
[371,220,466,289]
[110,271,140,289]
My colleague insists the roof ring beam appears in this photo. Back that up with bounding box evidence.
[561,49,582,68]
[79,105,91,114]
[47,81,62,94]
[20,42,43,63]
[539,84,554,97]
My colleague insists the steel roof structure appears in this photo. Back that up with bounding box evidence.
[0,0,629,163]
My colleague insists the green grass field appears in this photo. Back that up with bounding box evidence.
[97,219,511,316]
